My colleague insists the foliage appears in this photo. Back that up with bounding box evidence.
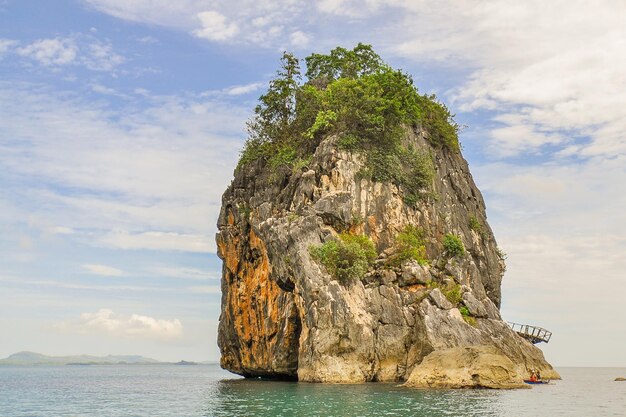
[310,233,377,282]
[442,282,462,305]
[305,110,337,139]
[427,280,462,305]
[247,52,301,144]
[469,215,482,232]
[305,43,385,82]
[459,306,477,326]
[238,44,461,201]
[268,145,297,171]
[387,225,428,266]
[237,203,251,222]
[495,246,507,273]
[443,234,465,257]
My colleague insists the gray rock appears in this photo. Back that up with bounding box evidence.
[462,292,488,318]
[399,261,430,286]
[217,130,558,383]
[428,288,454,310]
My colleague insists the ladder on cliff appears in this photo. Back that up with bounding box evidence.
[508,322,552,344]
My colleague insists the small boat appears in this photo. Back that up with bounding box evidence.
[524,379,550,385]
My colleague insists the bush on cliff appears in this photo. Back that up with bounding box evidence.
[238,44,459,204]
[310,233,377,282]
[443,233,465,257]
[387,225,428,266]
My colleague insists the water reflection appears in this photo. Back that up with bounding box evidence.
[204,378,503,417]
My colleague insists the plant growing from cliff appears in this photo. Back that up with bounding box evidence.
[388,225,428,266]
[238,44,460,203]
[427,280,462,305]
[469,215,482,233]
[310,233,377,282]
[459,306,477,327]
[443,234,465,257]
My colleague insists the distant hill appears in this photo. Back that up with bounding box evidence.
[0,351,160,365]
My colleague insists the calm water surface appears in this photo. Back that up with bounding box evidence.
[1,365,624,416]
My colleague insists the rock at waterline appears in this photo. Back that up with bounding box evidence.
[615,377,626,381]
[404,345,528,389]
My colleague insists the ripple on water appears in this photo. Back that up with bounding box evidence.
[1,366,625,416]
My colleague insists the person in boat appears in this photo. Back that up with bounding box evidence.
[536,370,541,381]
[529,370,538,382]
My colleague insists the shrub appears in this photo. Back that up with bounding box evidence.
[443,234,465,257]
[238,44,460,201]
[427,280,462,305]
[459,306,477,326]
[442,282,462,305]
[388,225,428,266]
[310,233,377,282]
[468,215,482,232]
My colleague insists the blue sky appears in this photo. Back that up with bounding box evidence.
[1,0,625,365]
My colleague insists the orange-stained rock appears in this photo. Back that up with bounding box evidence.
[218,213,300,378]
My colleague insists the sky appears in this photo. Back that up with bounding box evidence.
[0,0,624,365]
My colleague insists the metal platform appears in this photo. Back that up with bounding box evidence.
[508,322,552,344]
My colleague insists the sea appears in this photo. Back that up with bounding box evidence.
[0,365,624,416]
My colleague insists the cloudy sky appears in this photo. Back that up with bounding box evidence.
[1,0,624,365]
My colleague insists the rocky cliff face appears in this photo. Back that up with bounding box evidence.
[217,127,558,383]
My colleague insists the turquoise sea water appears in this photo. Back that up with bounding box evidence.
[1,365,624,416]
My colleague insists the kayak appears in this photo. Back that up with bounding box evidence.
[524,380,550,385]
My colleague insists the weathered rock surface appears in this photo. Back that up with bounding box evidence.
[217,127,559,385]
[404,345,528,389]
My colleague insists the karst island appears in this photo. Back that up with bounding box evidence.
[216,44,559,389]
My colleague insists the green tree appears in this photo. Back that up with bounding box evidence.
[305,43,385,83]
[247,52,301,144]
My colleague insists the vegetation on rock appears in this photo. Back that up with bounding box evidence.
[238,44,459,205]
[387,225,428,266]
[469,215,482,233]
[459,306,477,326]
[443,233,465,257]
[310,233,377,282]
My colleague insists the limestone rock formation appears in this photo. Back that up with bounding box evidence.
[404,345,528,389]
[216,127,559,384]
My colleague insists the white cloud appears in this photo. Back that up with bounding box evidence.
[0,38,17,56]
[136,35,158,44]
[82,41,124,71]
[83,263,125,277]
[82,1,311,47]
[223,82,264,96]
[187,285,221,294]
[10,35,124,72]
[316,0,382,17]
[289,30,310,48]
[0,83,246,253]
[56,308,183,340]
[99,230,214,253]
[383,1,626,159]
[194,11,239,41]
[488,124,566,157]
[17,38,78,66]
[149,265,219,281]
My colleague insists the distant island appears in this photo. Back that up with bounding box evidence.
[0,351,211,366]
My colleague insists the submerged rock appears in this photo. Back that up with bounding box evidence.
[404,345,528,389]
